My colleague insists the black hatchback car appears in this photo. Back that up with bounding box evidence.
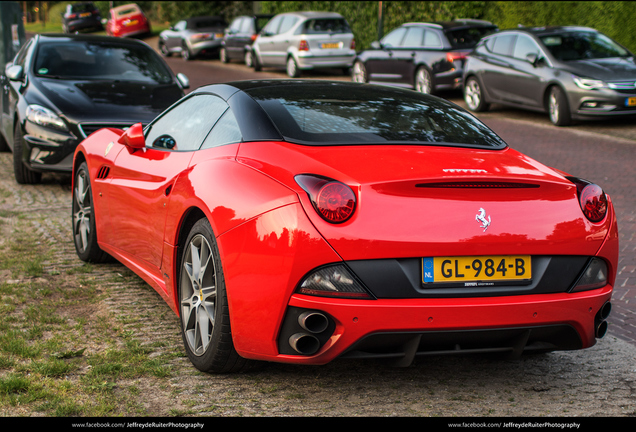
[221,14,274,66]
[1,34,189,184]
[352,20,497,94]
[463,26,636,126]
[61,2,103,34]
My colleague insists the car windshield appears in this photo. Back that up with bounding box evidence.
[33,41,173,84]
[247,83,506,148]
[302,18,351,34]
[446,26,497,49]
[540,31,630,61]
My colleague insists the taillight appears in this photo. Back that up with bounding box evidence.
[446,52,467,63]
[251,34,257,42]
[299,40,309,51]
[295,174,356,224]
[567,176,608,223]
[350,38,356,50]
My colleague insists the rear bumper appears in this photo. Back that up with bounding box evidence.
[267,286,613,365]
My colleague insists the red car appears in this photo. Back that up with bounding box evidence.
[72,81,618,373]
[105,3,151,38]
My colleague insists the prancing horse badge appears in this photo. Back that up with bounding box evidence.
[476,208,491,232]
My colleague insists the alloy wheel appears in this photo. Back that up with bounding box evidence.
[73,169,92,255]
[180,233,217,356]
[352,61,366,83]
[415,68,432,94]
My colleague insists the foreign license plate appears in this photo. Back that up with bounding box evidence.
[124,19,138,27]
[422,255,531,285]
[80,12,91,18]
[215,33,224,38]
[626,97,636,107]
[321,42,341,49]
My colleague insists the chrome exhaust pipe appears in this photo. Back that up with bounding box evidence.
[599,301,612,321]
[595,320,608,339]
[298,311,329,334]
[289,333,320,355]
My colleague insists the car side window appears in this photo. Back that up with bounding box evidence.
[200,110,242,149]
[513,34,541,60]
[401,27,425,48]
[278,16,298,34]
[492,34,516,56]
[382,27,406,48]
[145,94,229,152]
[262,15,282,35]
[423,30,443,48]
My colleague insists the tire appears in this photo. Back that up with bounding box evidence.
[351,61,367,83]
[244,50,253,68]
[252,50,262,71]
[548,86,571,126]
[414,66,434,95]
[181,42,192,61]
[286,56,300,78]
[159,41,170,57]
[220,47,228,63]
[178,218,249,373]
[464,76,490,112]
[13,124,42,185]
[72,162,110,263]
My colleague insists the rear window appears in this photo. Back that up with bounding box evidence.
[189,19,226,29]
[301,18,351,34]
[246,83,506,148]
[446,26,497,49]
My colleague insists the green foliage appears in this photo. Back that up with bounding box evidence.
[47,2,636,53]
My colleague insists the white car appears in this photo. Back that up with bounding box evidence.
[251,11,356,77]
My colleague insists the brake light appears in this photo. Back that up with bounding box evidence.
[567,176,608,223]
[350,38,355,50]
[299,40,309,51]
[295,175,356,224]
[251,34,257,42]
[446,52,467,63]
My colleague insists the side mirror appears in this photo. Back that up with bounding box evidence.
[5,64,24,81]
[371,41,382,50]
[117,123,145,149]
[525,53,544,67]
[176,72,189,89]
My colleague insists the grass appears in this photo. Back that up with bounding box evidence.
[0,212,180,416]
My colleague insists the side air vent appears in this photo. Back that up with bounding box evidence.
[415,182,540,189]
[97,166,110,180]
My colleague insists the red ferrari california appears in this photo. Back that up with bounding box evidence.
[72,80,618,373]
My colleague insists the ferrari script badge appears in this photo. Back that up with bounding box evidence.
[476,208,491,232]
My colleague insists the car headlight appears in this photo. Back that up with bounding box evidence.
[26,105,67,131]
[573,75,607,90]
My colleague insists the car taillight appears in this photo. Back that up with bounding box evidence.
[295,174,356,224]
[566,176,608,223]
[446,52,467,63]
[299,40,309,51]
[251,34,257,42]
[350,38,355,50]
[297,264,373,299]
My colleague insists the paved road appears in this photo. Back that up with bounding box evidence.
[153,40,636,348]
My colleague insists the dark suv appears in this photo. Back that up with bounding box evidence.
[463,26,636,126]
[221,14,274,66]
[352,20,497,94]
[61,2,103,34]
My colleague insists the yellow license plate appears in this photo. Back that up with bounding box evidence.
[125,19,138,27]
[80,12,91,18]
[422,255,531,284]
[627,97,636,107]
[215,33,224,38]
[321,42,340,49]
